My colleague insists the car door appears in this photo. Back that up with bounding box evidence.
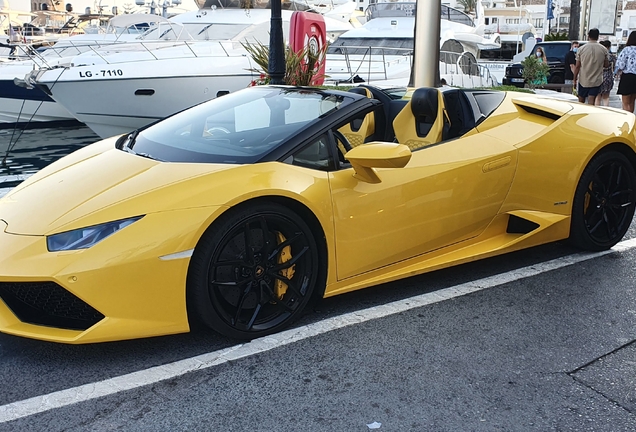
[329,134,518,280]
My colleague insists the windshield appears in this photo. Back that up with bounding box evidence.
[129,87,348,164]
[534,44,570,62]
[140,23,249,41]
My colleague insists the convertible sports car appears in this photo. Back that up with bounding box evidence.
[0,85,634,343]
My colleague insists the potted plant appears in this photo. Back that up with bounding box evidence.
[521,55,550,90]
[242,40,327,86]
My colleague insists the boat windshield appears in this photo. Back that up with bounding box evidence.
[366,3,474,27]
[327,37,413,56]
[195,0,311,11]
[128,87,349,164]
[139,23,250,41]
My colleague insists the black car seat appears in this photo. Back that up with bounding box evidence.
[442,89,476,140]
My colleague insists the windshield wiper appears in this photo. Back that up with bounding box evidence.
[135,151,165,162]
[122,140,164,162]
[198,24,213,36]
[159,28,174,39]
[120,130,139,150]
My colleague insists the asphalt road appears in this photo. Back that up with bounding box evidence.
[1,93,635,431]
[1,227,636,431]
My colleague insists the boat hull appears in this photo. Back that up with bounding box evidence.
[0,61,77,124]
[0,97,75,124]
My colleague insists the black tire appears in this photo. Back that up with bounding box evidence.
[569,151,636,250]
[188,202,322,339]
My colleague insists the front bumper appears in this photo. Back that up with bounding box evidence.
[502,77,525,87]
[0,207,223,343]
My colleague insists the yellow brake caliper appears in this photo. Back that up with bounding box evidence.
[274,231,295,300]
[584,181,592,215]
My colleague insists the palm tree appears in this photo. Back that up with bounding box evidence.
[569,0,580,40]
[457,0,476,14]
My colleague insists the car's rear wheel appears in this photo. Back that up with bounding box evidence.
[569,151,636,250]
[188,203,320,340]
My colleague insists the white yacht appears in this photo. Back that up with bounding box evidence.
[324,1,501,88]
[477,0,537,84]
[0,14,176,125]
[29,1,354,138]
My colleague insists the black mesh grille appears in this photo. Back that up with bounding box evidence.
[0,282,104,331]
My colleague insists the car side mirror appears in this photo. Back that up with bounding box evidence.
[345,143,412,183]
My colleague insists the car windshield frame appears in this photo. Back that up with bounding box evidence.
[127,86,354,164]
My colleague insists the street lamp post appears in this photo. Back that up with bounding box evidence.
[268,0,286,85]
[409,0,441,88]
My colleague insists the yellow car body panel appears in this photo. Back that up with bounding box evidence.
[0,152,338,343]
[330,131,517,279]
[0,209,217,343]
[1,87,636,343]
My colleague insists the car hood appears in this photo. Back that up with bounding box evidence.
[0,138,237,235]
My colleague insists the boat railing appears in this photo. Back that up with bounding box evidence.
[9,39,138,68]
[326,45,412,82]
[0,43,40,62]
[326,45,496,87]
[440,52,496,87]
[72,39,244,65]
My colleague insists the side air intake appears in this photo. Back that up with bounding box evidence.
[507,214,540,234]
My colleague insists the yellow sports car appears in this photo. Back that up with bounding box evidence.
[0,85,634,343]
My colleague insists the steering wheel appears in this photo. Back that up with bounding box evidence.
[205,126,231,136]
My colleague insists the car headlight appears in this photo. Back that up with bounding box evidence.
[47,216,143,252]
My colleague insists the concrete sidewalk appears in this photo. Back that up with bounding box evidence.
[532,80,623,109]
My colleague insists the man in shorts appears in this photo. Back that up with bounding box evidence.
[573,28,608,104]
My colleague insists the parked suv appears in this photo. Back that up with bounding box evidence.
[503,41,575,87]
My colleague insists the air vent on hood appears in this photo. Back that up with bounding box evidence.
[512,97,573,121]
[517,105,561,121]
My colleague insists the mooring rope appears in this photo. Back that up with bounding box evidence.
[2,68,65,166]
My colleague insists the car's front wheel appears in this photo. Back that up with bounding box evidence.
[569,150,636,250]
[188,202,321,340]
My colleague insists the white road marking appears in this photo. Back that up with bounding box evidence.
[1,238,636,424]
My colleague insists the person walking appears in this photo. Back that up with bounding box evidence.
[564,41,579,93]
[596,40,616,106]
[615,31,636,112]
[573,28,609,104]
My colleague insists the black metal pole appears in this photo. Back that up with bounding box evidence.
[268,0,285,85]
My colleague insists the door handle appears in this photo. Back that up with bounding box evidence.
[482,156,511,173]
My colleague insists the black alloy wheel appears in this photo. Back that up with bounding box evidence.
[188,203,321,339]
[570,151,636,250]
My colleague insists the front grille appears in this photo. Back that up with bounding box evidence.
[505,67,523,78]
[0,282,104,331]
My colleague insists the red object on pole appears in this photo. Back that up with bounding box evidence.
[290,11,326,86]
